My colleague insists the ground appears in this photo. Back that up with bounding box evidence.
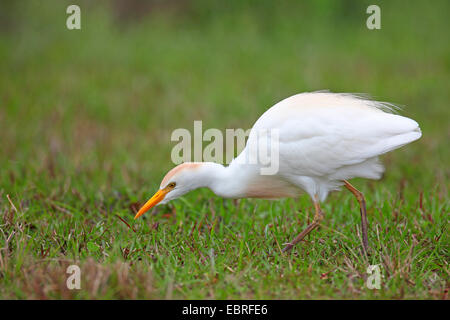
[0,0,448,299]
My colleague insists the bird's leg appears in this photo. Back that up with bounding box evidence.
[282,196,324,253]
[343,180,370,254]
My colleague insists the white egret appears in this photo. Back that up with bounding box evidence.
[134,92,421,253]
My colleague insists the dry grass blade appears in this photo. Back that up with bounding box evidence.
[115,214,137,233]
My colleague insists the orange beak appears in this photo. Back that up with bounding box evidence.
[134,187,171,219]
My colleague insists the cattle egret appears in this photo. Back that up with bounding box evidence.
[135,92,421,253]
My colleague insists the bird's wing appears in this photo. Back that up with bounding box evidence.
[243,92,421,178]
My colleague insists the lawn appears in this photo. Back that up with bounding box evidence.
[0,0,448,299]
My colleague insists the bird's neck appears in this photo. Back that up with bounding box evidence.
[194,162,301,199]
[195,162,255,198]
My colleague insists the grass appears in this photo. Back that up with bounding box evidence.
[0,0,449,299]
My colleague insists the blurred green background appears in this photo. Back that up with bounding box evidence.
[0,0,448,299]
[1,0,448,189]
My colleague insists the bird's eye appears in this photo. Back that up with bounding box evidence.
[168,182,176,188]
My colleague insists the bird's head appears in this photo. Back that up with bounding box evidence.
[134,162,214,219]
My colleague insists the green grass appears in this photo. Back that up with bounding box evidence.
[0,0,449,299]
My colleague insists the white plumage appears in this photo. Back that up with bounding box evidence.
[232,92,421,201]
[135,91,421,253]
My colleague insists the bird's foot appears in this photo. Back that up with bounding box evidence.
[361,244,371,257]
[281,242,294,253]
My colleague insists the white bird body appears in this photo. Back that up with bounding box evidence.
[226,92,422,201]
[135,91,421,253]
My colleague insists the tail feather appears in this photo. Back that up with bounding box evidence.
[370,124,421,156]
